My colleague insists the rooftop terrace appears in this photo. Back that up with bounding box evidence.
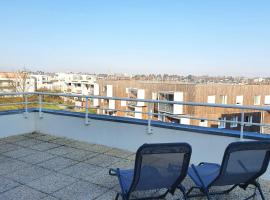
[1,92,270,199]
[0,132,269,200]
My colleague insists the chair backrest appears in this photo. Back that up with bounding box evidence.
[128,143,192,196]
[212,141,270,187]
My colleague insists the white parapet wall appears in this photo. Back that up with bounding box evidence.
[35,112,239,160]
[0,112,36,138]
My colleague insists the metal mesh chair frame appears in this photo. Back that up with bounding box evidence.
[186,141,270,200]
[110,143,192,200]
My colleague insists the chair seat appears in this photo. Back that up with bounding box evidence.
[188,163,220,188]
[117,169,134,194]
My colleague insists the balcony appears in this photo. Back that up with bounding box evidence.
[158,91,184,115]
[0,92,270,199]
[127,88,145,107]
[158,102,174,114]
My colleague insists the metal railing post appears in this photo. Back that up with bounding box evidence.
[147,102,153,134]
[38,94,43,118]
[240,112,245,140]
[24,94,28,118]
[85,97,89,125]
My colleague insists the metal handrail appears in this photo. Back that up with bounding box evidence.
[34,92,270,111]
[1,91,270,111]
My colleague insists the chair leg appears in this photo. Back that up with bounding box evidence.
[241,182,265,200]
[204,189,211,200]
[178,184,187,200]
[186,186,211,199]
[186,186,197,196]
[153,189,169,199]
[115,193,120,200]
[224,184,238,194]
[255,182,265,200]
[209,184,238,196]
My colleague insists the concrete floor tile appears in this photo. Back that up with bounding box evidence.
[14,138,43,148]
[26,172,77,194]
[61,162,103,179]
[0,176,20,193]
[1,135,28,143]
[52,180,107,200]
[62,149,98,162]
[104,148,134,159]
[18,151,57,164]
[85,154,122,167]
[0,143,20,153]
[46,146,75,156]
[4,165,52,184]
[37,157,78,171]
[0,159,30,175]
[83,168,118,189]
[3,147,38,159]
[0,185,47,200]
[30,142,61,151]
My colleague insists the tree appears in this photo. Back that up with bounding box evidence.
[4,69,31,93]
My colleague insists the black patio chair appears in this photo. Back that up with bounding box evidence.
[109,143,192,200]
[186,141,270,200]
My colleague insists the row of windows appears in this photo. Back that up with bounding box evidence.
[207,95,270,105]
[218,115,253,129]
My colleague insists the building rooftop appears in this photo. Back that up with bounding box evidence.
[0,132,269,200]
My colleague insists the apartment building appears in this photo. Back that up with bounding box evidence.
[95,80,270,133]
[125,88,147,119]
[96,80,195,120]
[56,73,97,95]
[192,84,270,133]
[30,74,55,91]
[0,72,35,92]
[0,73,14,92]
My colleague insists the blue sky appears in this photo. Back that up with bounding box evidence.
[0,0,270,76]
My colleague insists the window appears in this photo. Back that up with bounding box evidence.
[167,94,174,101]
[180,118,190,125]
[120,100,126,107]
[245,115,253,126]
[236,95,243,105]
[218,117,226,128]
[207,95,215,104]
[152,92,157,100]
[265,95,270,105]
[254,96,261,105]
[230,116,238,128]
[199,119,208,127]
[220,95,227,104]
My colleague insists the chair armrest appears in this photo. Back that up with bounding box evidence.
[199,162,220,167]
[109,168,117,176]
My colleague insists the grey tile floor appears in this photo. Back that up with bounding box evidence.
[0,132,269,200]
